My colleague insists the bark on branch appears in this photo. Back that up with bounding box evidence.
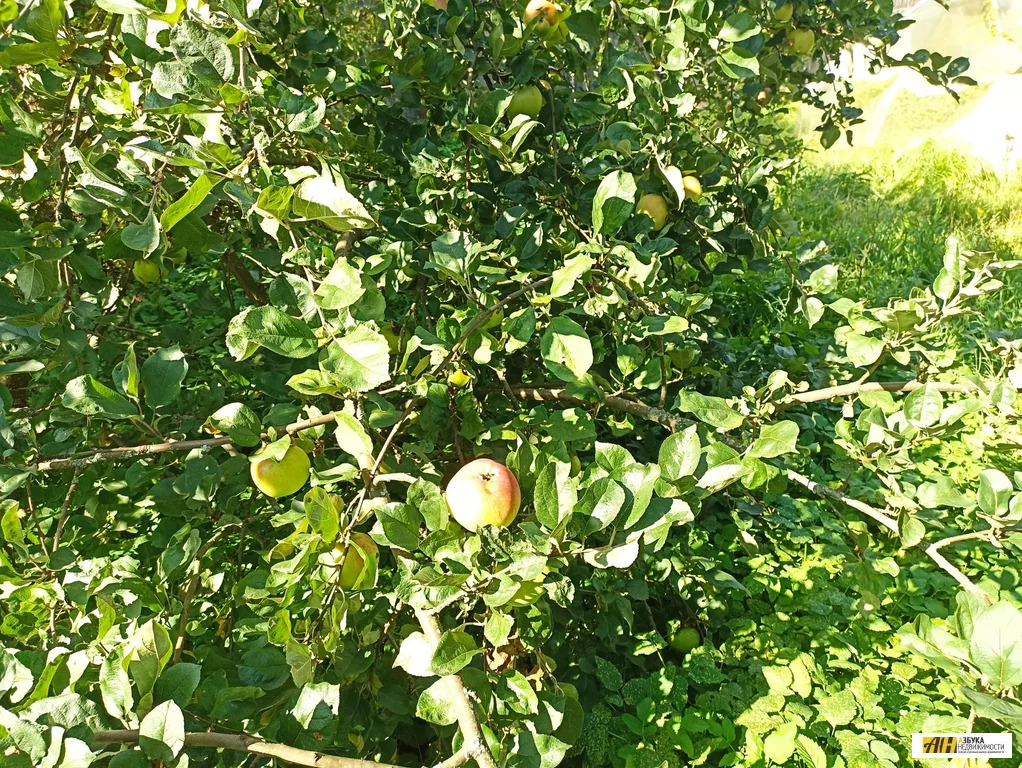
[92,730,407,768]
[29,412,341,472]
[497,384,999,598]
[414,608,498,768]
[777,380,978,407]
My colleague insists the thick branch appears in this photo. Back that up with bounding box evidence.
[778,380,977,407]
[414,608,498,768]
[499,384,1007,597]
[92,730,405,768]
[29,412,341,473]
[784,469,898,533]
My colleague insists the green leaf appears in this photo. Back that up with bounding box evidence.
[484,612,514,647]
[431,630,480,676]
[228,306,319,359]
[205,402,262,447]
[160,173,216,232]
[904,383,944,429]
[154,663,201,708]
[541,316,593,381]
[817,689,857,727]
[675,391,744,430]
[293,173,375,232]
[62,375,137,420]
[795,735,828,768]
[416,679,458,725]
[407,479,449,532]
[576,477,627,535]
[113,342,140,399]
[592,171,636,235]
[763,722,797,764]
[550,254,594,298]
[304,488,340,543]
[314,258,365,310]
[320,324,391,392]
[141,346,188,408]
[534,460,577,530]
[334,411,373,460]
[978,468,1013,516]
[122,213,162,256]
[970,601,1022,690]
[138,700,185,762]
[719,12,761,42]
[961,686,1022,723]
[746,421,799,459]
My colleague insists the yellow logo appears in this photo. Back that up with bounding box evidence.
[922,736,959,754]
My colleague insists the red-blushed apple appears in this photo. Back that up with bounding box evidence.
[250,444,311,498]
[523,0,560,39]
[445,458,521,532]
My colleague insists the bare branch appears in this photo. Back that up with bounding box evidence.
[778,380,977,407]
[92,730,405,768]
[29,412,341,473]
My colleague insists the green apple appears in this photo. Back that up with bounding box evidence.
[785,28,815,54]
[635,193,668,229]
[682,175,702,200]
[250,444,311,498]
[669,627,701,653]
[339,533,379,590]
[445,458,521,532]
[133,260,162,285]
[508,85,544,119]
[773,2,793,22]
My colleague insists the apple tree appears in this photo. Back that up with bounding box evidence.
[1,0,1020,767]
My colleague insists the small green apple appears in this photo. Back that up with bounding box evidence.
[785,28,815,55]
[669,627,701,653]
[508,85,544,119]
[133,260,162,285]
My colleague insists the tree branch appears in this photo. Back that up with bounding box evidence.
[29,412,342,473]
[414,608,498,768]
[51,468,82,551]
[173,525,236,663]
[92,730,406,768]
[497,384,1006,598]
[433,276,553,375]
[777,380,977,407]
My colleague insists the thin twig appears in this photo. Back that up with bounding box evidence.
[51,468,82,551]
[433,276,553,375]
[172,525,236,663]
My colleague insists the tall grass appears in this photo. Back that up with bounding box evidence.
[785,144,1022,363]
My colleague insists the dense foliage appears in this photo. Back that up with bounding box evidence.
[1,1,1020,767]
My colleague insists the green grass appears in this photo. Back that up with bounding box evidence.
[785,143,1022,366]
